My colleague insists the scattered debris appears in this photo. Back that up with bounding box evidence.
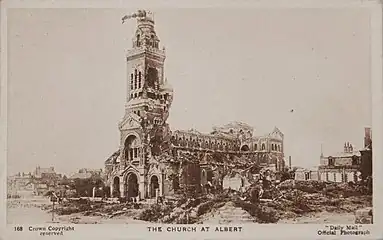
[355,207,373,224]
[35,179,371,224]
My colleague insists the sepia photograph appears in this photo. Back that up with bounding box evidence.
[2,2,381,238]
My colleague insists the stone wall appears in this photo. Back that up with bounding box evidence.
[223,174,243,191]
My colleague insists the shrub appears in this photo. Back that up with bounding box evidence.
[197,201,215,216]
[256,206,280,223]
[137,204,173,222]
[234,200,258,217]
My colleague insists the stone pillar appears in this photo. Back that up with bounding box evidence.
[139,174,145,200]
[110,182,114,198]
[92,187,96,198]
[119,178,125,198]
[159,174,163,196]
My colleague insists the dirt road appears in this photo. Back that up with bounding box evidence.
[7,198,53,224]
[278,211,355,224]
[7,197,146,224]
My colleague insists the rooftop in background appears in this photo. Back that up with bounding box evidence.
[69,172,93,179]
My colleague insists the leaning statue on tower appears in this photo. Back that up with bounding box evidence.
[121,10,153,24]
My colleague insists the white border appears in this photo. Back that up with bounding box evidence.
[1,0,382,239]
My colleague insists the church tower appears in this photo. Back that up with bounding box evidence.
[116,10,173,199]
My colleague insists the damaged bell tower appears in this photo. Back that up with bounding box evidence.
[105,10,286,200]
[111,10,173,200]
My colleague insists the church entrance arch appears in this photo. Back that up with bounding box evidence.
[125,172,139,199]
[150,175,159,198]
[112,176,120,198]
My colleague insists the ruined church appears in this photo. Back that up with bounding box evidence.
[104,10,285,199]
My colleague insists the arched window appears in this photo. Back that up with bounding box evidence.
[134,69,138,89]
[262,143,266,150]
[352,156,358,165]
[130,74,134,90]
[136,34,140,47]
[328,157,334,166]
[278,145,281,152]
[147,67,158,89]
[271,144,275,151]
[254,144,258,150]
[241,145,250,151]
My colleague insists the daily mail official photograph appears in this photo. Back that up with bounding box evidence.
[0,0,382,239]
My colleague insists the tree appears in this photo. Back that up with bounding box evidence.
[289,167,298,180]
[70,175,105,197]
[59,175,70,185]
[280,167,291,182]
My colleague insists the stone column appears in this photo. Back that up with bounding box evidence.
[139,174,145,200]
[92,187,96,198]
[119,177,125,198]
[160,174,164,196]
[110,182,114,198]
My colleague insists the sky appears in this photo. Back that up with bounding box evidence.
[7,8,371,176]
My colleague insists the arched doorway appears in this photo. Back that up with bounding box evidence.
[125,135,140,162]
[150,175,159,198]
[241,145,250,151]
[126,173,139,199]
[112,177,120,197]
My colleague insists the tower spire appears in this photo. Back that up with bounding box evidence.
[123,10,160,50]
[320,143,323,158]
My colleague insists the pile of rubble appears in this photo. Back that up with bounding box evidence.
[42,180,372,224]
[134,180,372,224]
[44,197,144,220]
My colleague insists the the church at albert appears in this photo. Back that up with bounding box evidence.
[104,11,285,200]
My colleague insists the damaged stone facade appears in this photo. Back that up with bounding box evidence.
[104,11,285,200]
[317,127,372,183]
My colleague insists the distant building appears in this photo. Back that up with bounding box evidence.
[7,172,33,196]
[294,168,319,181]
[32,166,62,195]
[69,168,103,180]
[359,127,372,180]
[318,127,371,183]
[7,166,62,196]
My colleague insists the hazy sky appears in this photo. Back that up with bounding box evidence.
[7,8,371,175]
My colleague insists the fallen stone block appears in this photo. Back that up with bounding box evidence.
[355,207,373,224]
